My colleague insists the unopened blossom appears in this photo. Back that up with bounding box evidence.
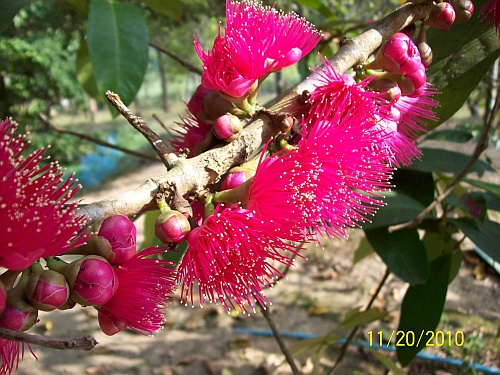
[98,247,177,335]
[96,215,137,264]
[0,118,88,270]
[195,0,322,98]
[480,0,500,35]
[177,205,300,313]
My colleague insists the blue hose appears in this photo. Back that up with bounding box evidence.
[232,327,500,374]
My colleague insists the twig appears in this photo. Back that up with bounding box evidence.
[259,304,301,375]
[149,40,203,76]
[153,113,169,132]
[327,268,391,374]
[39,114,159,162]
[0,328,97,351]
[389,78,500,233]
[105,91,175,169]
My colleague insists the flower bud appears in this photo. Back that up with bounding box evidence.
[187,85,212,118]
[155,210,191,243]
[403,64,426,95]
[376,33,422,74]
[367,78,401,103]
[427,2,456,31]
[96,215,137,264]
[451,0,474,23]
[66,256,117,307]
[213,113,243,141]
[0,303,38,332]
[203,91,235,121]
[25,270,70,311]
[97,308,127,336]
[221,158,258,190]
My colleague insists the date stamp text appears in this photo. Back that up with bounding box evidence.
[368,330,465,347]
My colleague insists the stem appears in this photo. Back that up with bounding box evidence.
[327,268,391,374]
[259,304,301,375]
[105,91,175,170]
[149,40,203,76]
[0,328,97,351]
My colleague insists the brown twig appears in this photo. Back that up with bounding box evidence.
[259,304,301,375]
[149,40,203,76]
[389,79,499,233]
[0,328,97,351]
[105,91,175,169]
[327,268,391,374]
[38,114,160,162]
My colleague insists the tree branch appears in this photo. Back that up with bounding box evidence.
[149,40,203,76]
[0,328,97,351]
[79,2,433,226]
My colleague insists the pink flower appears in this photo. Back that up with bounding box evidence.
[98,247,177,335]
[195,0,321,98]
[0,339,36,375]
[177,205,300,313]
[169,112,212,157]
[480,0,500,34]
[0,118,88,270]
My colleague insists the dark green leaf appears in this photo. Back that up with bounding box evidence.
[365,347,406,375]
[87,0,149,109]
[444,192,487,223]
[449,249,463,285]
[393,169,435,207]
[352,236,375,265]
[426,0,500,129]
[409,148,494,175]
[364,191,426,229]
[143,0,183,19]
[75,41,101,100]
[423,129,473,143]
[0,0,32,33]
[396,254,452,367]
[56,0,89,16]
[464,178,500,198]
[339,307,388,329]
[365,227,429,285]
[422,232,456,263]
[449,218,500,263]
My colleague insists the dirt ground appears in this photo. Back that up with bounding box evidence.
[15,161,500,375]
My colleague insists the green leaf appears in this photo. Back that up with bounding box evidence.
[55,0,89,16]
[444,192,487,224]
[339,307,388,330]
[464,178,500,198]
[364,347,406,375]
[409,148,494,175]
[426,0,500,129]
[0,0,32,33]
[449,218,500,263]
[392,169,435,207]
[289,332,339,358]
[87,0,149,109]
[423,129,473,143]
[364,191,426,229]
[352,236,375,265]
[449,248,463,285]
[396,254,452,367]
[365,227,429,285]
[75,41,101,100]
[422,231,456,263]
[143,0,183,19]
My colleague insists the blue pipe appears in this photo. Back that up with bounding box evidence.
[232,328,500,374]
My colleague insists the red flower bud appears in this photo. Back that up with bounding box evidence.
[377,33,421,74]
[66,256,117,306]
[155,210,191,244]
[451,0,474,23]
[428,2,456,31]
[96,215,137,264]
[25,270,70,311]
[213,113,243,141]
[187,84,212,118]
[0,303,38,332]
